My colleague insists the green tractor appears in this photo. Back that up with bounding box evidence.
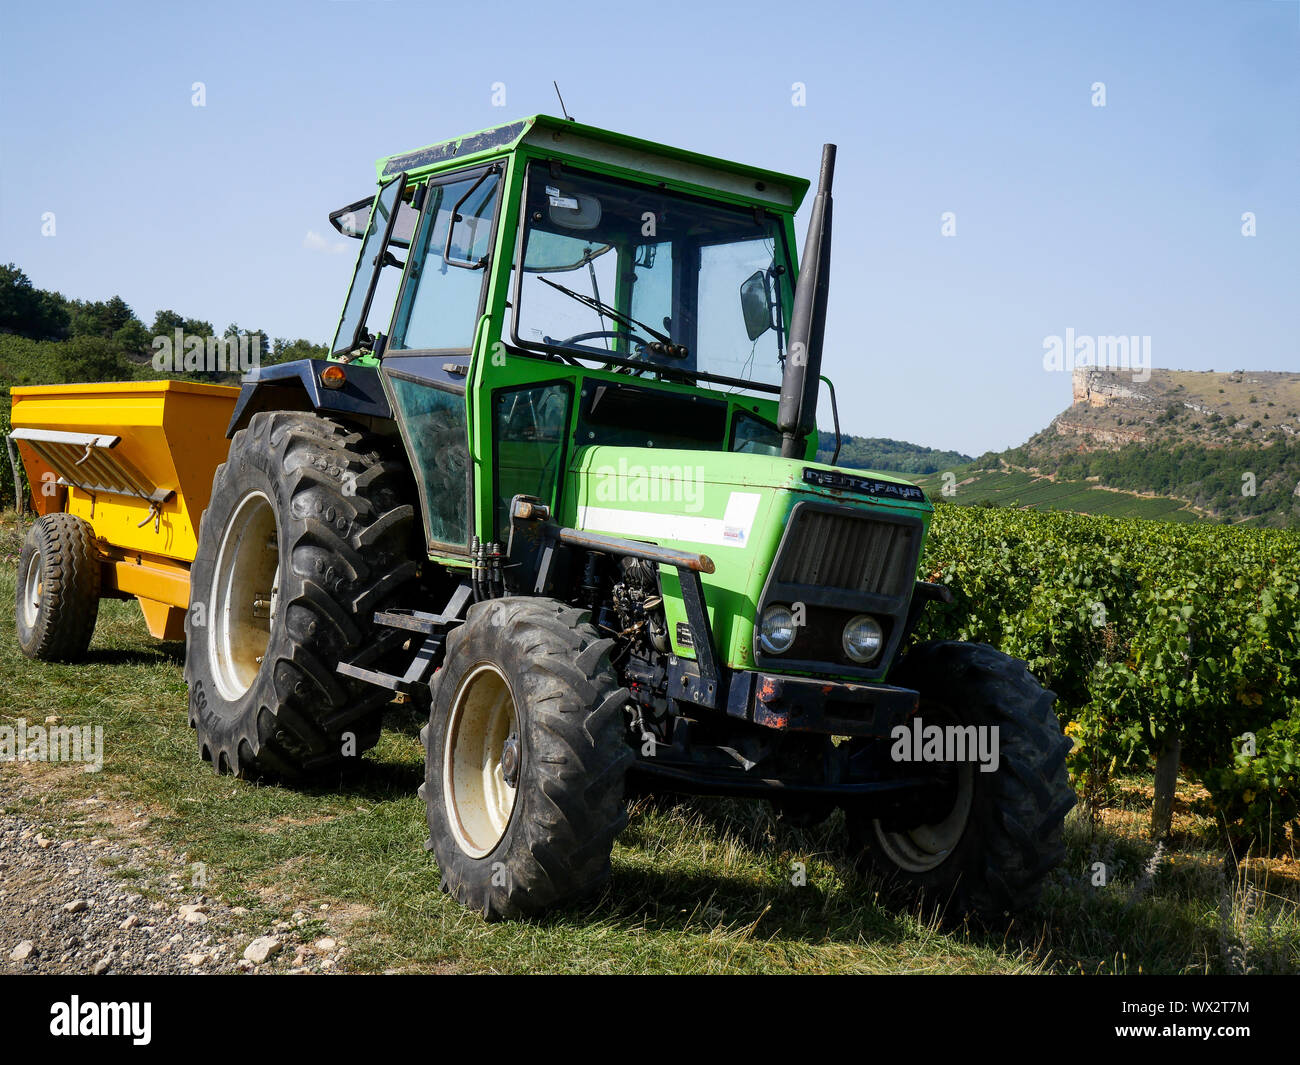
[184,115,1074,919]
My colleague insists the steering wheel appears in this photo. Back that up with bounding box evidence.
[559,329,651,353]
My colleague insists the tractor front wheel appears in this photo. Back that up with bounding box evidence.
[421,597,632,920]
[846,641,1075,917]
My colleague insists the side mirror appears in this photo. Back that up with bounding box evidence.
[740,270,772,341]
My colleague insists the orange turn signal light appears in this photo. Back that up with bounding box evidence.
[320,365,347,390]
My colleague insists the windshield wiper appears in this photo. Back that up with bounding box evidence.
[538,277,686,357]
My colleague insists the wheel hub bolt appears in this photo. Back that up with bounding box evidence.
[501,732,520,787]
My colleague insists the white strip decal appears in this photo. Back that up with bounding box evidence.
[578,492,762,549]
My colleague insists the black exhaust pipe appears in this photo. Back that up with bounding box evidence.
[779,143,836,459]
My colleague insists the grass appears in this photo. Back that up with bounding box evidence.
[1157,368,1300,430]
[2,509,1296,974]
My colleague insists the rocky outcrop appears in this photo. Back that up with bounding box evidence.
[1071,368,1154,408]
[1053,418,1147,446]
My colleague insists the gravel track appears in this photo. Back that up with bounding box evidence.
[0,773,347,975]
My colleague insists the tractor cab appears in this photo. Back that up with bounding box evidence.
[327,117,809,540]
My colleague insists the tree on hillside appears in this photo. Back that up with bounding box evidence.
[818,430,975,474]
[56,335,130,383]
[69,295,139,340]
[271,337,328,364]
[113,319,152,355]
[150,309,214,340]
[0,263,70,340]
[224,322,271,362]
[151,309,185,336]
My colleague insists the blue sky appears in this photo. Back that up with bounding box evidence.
[2,0,1296,454]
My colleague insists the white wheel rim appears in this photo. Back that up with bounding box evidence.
[208,491,279,702]
[20,548,42,629]
[873,764,975,874]
[443,663,520,859]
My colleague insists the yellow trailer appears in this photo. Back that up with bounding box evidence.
[9,380,238,651]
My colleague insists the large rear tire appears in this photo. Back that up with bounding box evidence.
[15,513,101,662]
[183,411,416,780]
[421,597,633,920]
[846,641,1075,917]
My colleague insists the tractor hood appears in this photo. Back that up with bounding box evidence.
[564,445,932,680]
[571,446,932,525]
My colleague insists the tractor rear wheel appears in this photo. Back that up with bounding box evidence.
[15,513,101,662]
[183,411,416,780]
[846,641,1075,918]
[421,597,633,919]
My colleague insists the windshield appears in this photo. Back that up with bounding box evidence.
[509,164,793,390]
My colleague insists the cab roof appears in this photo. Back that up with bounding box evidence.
[375,115,810,212]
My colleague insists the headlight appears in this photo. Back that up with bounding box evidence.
[842,615,884,663]
[758,604,797,654]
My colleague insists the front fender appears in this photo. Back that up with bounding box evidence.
[226,359,392,437]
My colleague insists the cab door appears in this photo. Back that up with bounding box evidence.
[380,165,502,557]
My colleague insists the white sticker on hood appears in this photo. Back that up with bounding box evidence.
[579,491,763,549]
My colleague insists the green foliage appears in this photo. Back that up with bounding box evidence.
[0,263,70,340]
[1204,714,1300,848]
[915,505,1300,852]
[0,333,65,391]
[1049,440,1300,525]
[914,469,1202,523]
[68,294,138,340]
[55,336,131,382]
[271,337,329,364]
[817,431,972,474]
[151,309,215,340]
[112,319,152,355]
[0,405,19,509]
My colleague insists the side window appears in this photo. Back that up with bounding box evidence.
[388,376,470,548]
[390,170,500,352]
[332,175,407,356]
[731,410,783,456]
[493,382,571,535]
[696,237,782,380]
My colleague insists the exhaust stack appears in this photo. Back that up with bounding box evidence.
[779,143,836,459]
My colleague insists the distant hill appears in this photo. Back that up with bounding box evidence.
[1028,367,1300,455]
[925,368,1300,527]
[817,431,973,475]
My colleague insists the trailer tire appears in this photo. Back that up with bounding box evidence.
[422,597,633,920]
[15,513,101,662]
[845,641,1075,918]
[184,411,417,780]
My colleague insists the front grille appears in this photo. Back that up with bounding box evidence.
[775,509,917,599]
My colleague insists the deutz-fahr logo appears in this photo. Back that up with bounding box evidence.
[802,468,926,503]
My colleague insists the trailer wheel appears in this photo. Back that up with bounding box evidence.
[184,411,416,780]
[421,598,633,920]
[15,513,101,662]
[845,641,1075,918]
